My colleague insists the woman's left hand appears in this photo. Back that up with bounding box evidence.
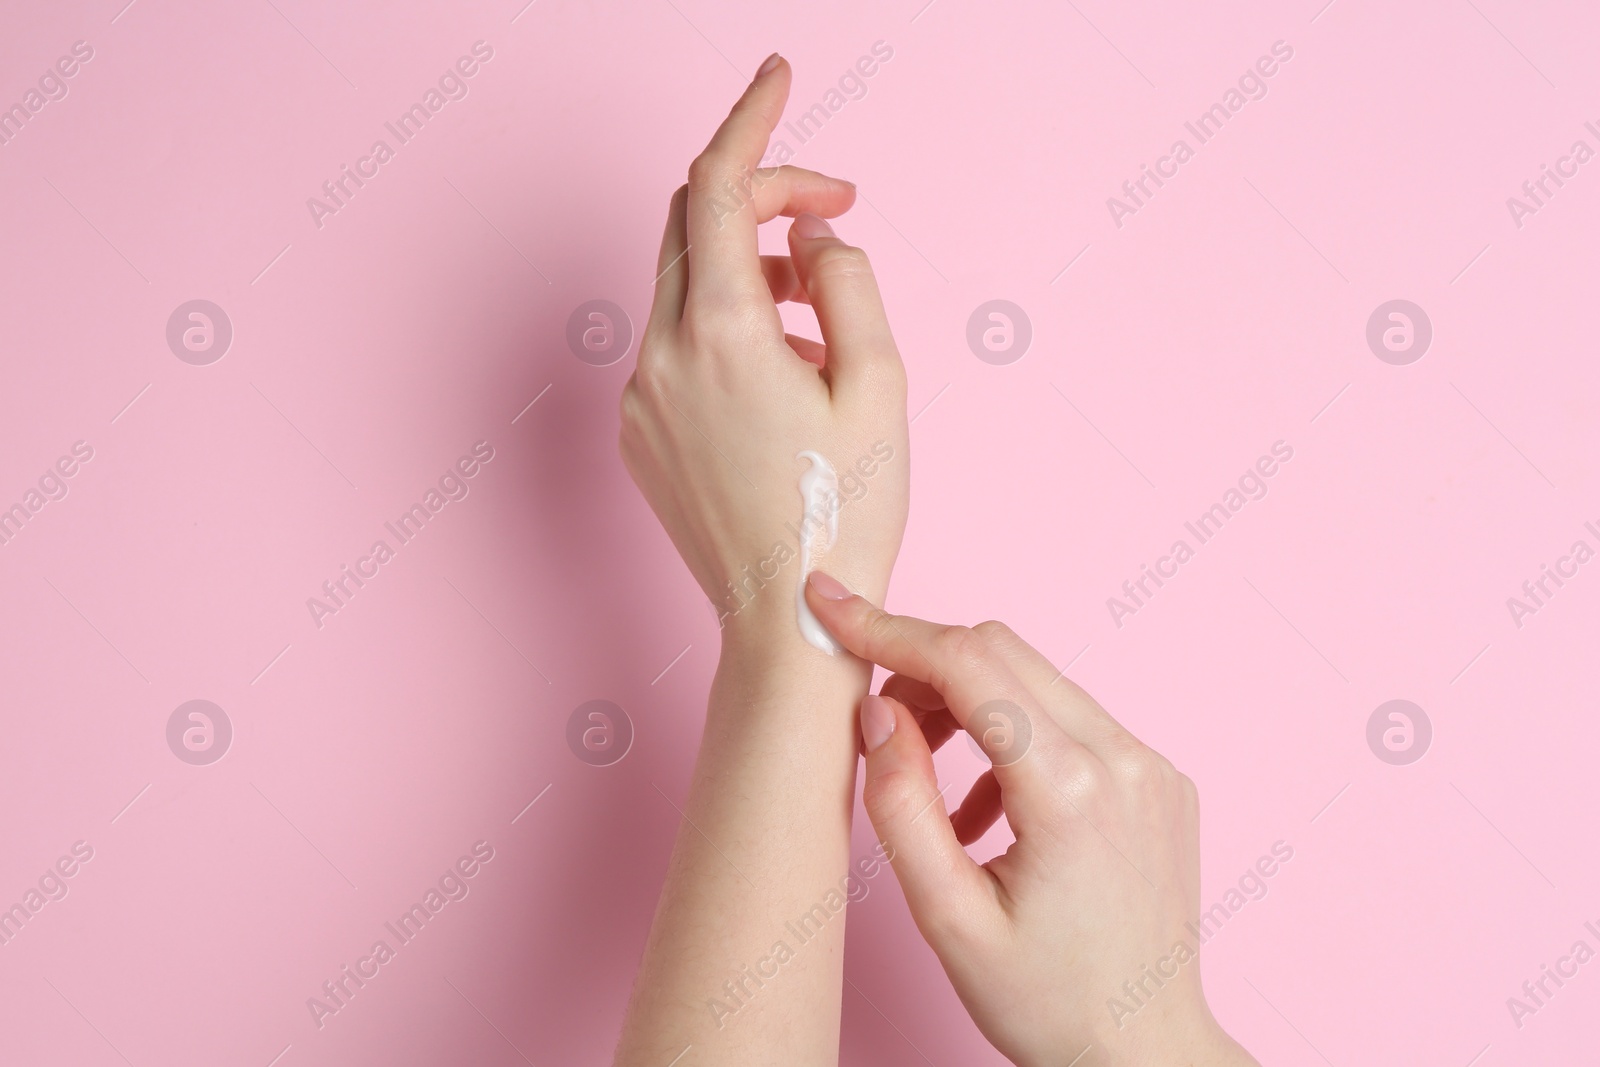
[619,55,910,651]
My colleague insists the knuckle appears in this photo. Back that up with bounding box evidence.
[632,346,666,391]
[836,341,906,403]
[808,242,872,282]
[1177,770,1199,809]
[618,385,649,441]
[972,619,1017,648]
[1122,748,1158,784]
[659,183,690,227]
[861,769,929,826]
[618,376,640,421]
[682,298,765,347]
[861,352,909,402]
[935,625,992,677]
[1047,755,1110,816]
[860,609,902,661]
[687,153,741,197]
[1111,743,1167,793]
[617,388,643,466]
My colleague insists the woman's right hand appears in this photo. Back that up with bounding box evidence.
[803,572,1261,1067]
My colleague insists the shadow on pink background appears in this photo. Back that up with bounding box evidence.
[2,0,1597,1063]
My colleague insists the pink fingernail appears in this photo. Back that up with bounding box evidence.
[860,695,897,753]
[756,53,782,78]
[807,570,851,600]
[793,212,835,240]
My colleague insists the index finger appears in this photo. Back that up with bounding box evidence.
[685,54,791,310]
[803,573,1093,828]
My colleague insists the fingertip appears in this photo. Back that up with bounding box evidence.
[792,212,835,241]
[860,694,897,753]
[747,53,790,101]
[805,569,853,602]
[818,175,857,208]
[949,771,1004,847]
[862,696,930,775]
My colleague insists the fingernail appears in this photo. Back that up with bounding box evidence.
[860,695,897,753]
[807,570,851,600]
[793,212,835,240]
[756,52,782,78]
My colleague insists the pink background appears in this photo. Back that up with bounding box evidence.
[2,0,1597,1063]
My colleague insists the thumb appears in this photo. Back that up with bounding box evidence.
[859,694,994,938]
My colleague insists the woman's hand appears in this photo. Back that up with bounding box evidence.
[612,58,911,1067]
[620,55,909,653]
[803,572,1261,1067]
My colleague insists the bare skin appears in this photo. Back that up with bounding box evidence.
[614,53,1258,1067]
[803,574,1261,1067]
[612,53,909,1067]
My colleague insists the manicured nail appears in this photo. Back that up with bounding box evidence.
[793,212,835,240]
[807,570,851,600]
[756,52,782,78]
[860,695,897,753]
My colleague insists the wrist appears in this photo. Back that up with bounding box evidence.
[713,561,879,664]
[717,617,871,691]
[1114,1018,1257,1067]
[1186,1026,1259,1067]
[713,601,871,713]
[1034,1012,1252,1067]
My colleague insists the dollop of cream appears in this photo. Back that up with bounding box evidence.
[796,450,843,654]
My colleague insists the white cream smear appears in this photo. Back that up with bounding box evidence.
[796,450,843,654]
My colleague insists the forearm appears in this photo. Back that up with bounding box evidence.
[614,614,872,1067]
